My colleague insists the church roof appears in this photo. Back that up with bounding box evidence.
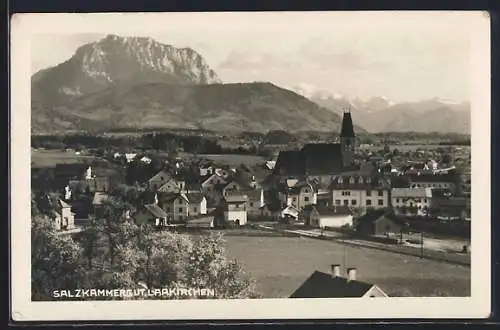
[302,143,343,175]
[273,150,304,176]
[274,144,344,177]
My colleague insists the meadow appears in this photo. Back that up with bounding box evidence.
[31,149,97,168]
[186,153,267,167]
[221,233,470,298]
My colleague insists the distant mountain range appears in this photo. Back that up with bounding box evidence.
[31,34,469,135]
[31,35,365,134]
[288,84,470,134]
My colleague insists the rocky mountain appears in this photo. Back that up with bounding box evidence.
[32,34,221,108]
[32,81,367,134]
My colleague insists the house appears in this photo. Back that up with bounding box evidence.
[125,153,137,163]
[186,192,207,217]
[221,180,242,197]
[148,171,172,191]
[273,110,357,180]
[140,156,152,164]
[222,194,248,226]
[278,180,317,210]
[304,205,353,229]
[355,209,406,237]
[430,195,471,220]
[199,164,214,177]
[406,172,459,192]
[201,173,228,192]
[158,192,189,224]
[235,189,264,216]
[330,174,390,210]
[47,196,76,231]
[157,177,184,194]
[391,187,433,216]
[133,203,169,228]
[290,265,388,298]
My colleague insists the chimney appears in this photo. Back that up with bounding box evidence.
[331,264,341,277]
[347,268,356,282]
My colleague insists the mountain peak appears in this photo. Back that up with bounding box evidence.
[33,35,222,107]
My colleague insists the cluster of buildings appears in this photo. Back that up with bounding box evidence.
[33,109,470,236]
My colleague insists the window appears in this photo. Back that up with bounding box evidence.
[178,207,183,212]
[366,190,372,197]
[366,200,372,206]
[366,178,371,184]
[160,176,164,181]
[378,190,384,197]
[343,200,349,206]
[193,207,197,212]
[304,189,309,193]
[351,200,357,206]
[250,202,254,207]
[424,199,427,203]
[349,177,355,184]
[342,191,351,196]
[179,215,183,221]
[304,197,310,202]
[378,200,384,206]
[235,204,240,208]
[335,199,341,205]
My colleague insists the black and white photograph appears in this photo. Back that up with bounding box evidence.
[11,11,490,321]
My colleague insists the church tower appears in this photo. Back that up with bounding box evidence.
[340,108,356,168]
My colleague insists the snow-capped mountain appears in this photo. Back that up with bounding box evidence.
[32,34,221,107]
[287,84,470,134]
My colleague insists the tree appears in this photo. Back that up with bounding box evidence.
[31,216,86,300]
[32,202,260,300]
[181,233,259,299]
[442,153,453,164]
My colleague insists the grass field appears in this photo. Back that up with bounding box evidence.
[31,149,97,168]
[220,233,470,298]
[189,154,267,167]
[387,144,471,152]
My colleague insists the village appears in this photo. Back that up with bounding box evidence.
[31,110,471,298]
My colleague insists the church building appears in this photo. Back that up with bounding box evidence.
[273,109,357,183]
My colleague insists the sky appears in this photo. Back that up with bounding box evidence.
[29,11,478,103]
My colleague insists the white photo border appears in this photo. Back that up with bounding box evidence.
[10,11,491,321]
